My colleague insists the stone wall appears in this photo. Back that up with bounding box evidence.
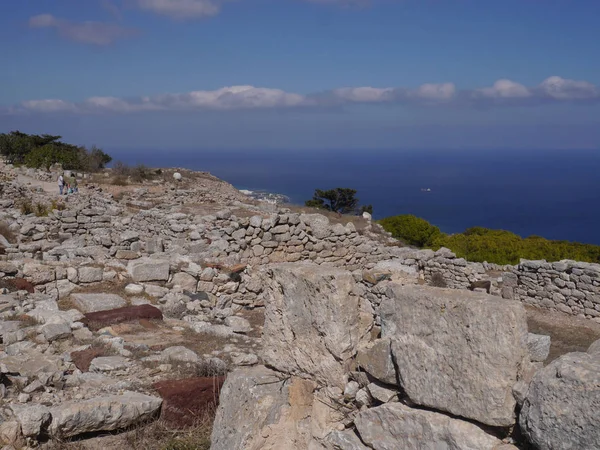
[384,247,600,322]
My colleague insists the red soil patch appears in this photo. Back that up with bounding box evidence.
[152,377,226,427]
[83,304,163,331]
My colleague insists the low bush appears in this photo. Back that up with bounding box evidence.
[18,199,34,215]
[379,214,600,265]
[378,214,441,247]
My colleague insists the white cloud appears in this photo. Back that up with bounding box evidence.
[136,0,220,19]
[9,76,600,115]
[539,76,598,100]
[332,87,394,103]
[415,83,456,100]
[28,14,136,45]
[20,99,77,113]
[475,79,531,99]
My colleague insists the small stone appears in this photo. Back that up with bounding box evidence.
[224,316,252,334]
[125,284,144,295]
[18,393,31,403]
[89,356,130,372]
[230,352,258,366]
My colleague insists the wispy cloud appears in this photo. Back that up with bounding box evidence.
[135,0,221,19]
[28,14,137,45]
[7,77,600,115]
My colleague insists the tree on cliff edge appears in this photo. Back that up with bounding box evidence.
[305,188,369,214]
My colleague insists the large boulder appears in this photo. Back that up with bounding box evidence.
[354,403,502,450]
[210,366,290,450]
[212,365,343,450]
[519,350,600,450]
[260,263,372,388]
[127,258,170,282]
[381,285,529,427]
[49,392,162,438]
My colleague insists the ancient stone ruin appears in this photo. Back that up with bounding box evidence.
[0,161,599,449]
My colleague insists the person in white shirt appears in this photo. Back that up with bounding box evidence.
[58,173,64,195]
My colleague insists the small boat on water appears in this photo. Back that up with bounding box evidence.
[420,188,432,192]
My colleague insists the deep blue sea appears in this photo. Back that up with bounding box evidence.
[112,149,600,245]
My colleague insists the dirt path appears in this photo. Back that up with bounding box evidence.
[526,305,600,363]
[15,173,59,195]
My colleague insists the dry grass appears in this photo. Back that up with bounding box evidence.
[39,417,213,450]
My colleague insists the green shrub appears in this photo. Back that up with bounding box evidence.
[379,214,600,265]
[378,214,441,247]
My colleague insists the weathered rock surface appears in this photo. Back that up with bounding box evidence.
[49,392,162,438]
[354,403,501,450]
[527,333,551,362]
[356,338,396,385]
[127,259,170,282]
[211,366,289,450]
[519,351,600,450]
[260,264,370,388]
[71,293,127,313]
[10,404,51,438]
[381,285,529,427]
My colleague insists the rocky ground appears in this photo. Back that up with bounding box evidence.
[0,161,599,449]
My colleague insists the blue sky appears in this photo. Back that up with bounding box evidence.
[1,0,599,151]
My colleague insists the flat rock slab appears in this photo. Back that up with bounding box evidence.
[127,259,170,282]
[71,293,127,313]
[49,392,162,438]
[89,356,130,372]
[83,304,162,330]
[355,403,501,450]
[153,377,225,427]
[381,284,529,427]
[0,354,63,378]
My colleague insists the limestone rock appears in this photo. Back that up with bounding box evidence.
[41,323,72,342]
[260,263,368,388]
[355,403,501,450]
[356,338,396,385]
[78,267,103,283]
[49,392,162,438]
[381,284,529,427]
[10,404,51,438]
[224,316,252,333]
[170,272,197,292]
[300,214,330,239]
[519,351,600,450]
[527,333,551,362]
[325,430,370,449]
[211,366,289,450]
[89,356,130,372]
[127,258,170,282]
[366,382,398,403]
[71,293,127,313]
[160,346,199,364]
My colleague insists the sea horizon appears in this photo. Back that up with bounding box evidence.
[110,148,600,246]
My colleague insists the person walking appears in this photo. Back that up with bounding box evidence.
[58,173,64,195]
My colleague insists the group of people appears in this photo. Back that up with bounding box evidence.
[57,173,78,195]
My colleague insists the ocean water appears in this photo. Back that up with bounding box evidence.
[112,149,600,245]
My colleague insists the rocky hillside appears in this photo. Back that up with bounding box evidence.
[0,161,599,449]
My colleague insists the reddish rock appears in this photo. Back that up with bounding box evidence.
[71,348,105,372]
[228,264,247,274]
[153,377,226,427]
[83,304,163,330]
[10,278,34,293]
